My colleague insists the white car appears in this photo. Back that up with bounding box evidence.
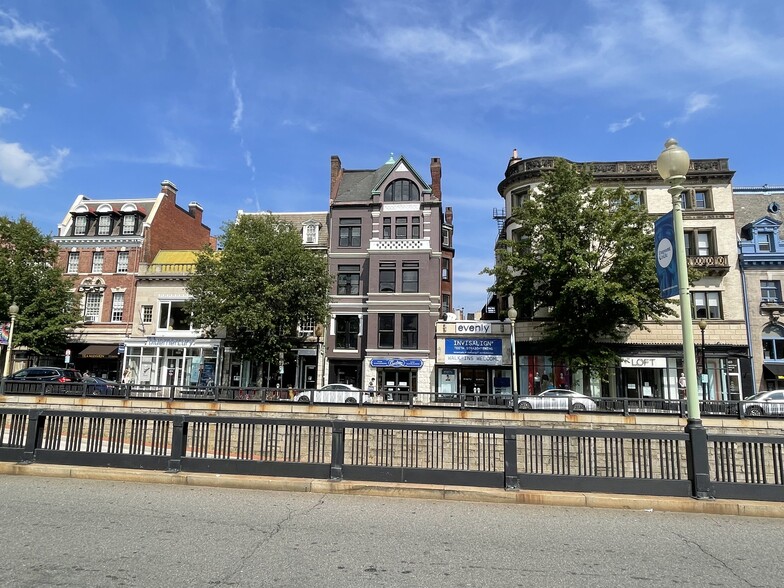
[742,391,784,417]
[517,389,598,411]
[294,383,371,405]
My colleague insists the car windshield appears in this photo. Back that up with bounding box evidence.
[744,393,767,401]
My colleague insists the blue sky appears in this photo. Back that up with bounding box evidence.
[1,0,783,313]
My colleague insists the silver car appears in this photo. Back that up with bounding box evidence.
[742,391,784,417]
[517,389,598,411]
[294,383,372,405]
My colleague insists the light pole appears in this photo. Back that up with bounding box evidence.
[3,301,19,378]
[314,323,324,388]
[657,138,711,499]
[507,306,518,408]
[698,318,708,400]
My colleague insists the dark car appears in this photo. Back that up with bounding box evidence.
[5,366,83,393]
[83,376,121,396]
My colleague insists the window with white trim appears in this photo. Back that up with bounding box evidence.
[122,214,136,235]
[158,300,192,331]
[74,215,87,235]
[111,292,124,322]
[83,292,101,322]
[67,252,79,274]
[91,251,104,274]
[303,223,318,245]
[761,280,782,303]
[141,305,153,324]
[692,291,722,320]
[116,251,129,273]
[98,215,112,235]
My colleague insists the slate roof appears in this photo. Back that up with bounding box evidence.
[334,164,394,203]
[734,191,784,237]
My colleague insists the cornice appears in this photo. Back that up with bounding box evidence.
[54,236,144,247]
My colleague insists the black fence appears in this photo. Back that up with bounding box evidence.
[1,379,781,419]
[1,407,782,501]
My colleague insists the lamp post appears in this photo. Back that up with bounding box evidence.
[507,306,518,409]
[698,319,708,400]
[3,301,19,378]
[314,323,324,388]
[657,138,711,499]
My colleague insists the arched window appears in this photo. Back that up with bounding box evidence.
[384,179,420,202]
[762,323,784,361]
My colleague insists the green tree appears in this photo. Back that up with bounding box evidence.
[0,216,80,356]
[485,158,676,370]
[188,214,332,367]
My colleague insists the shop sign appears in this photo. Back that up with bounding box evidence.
[620,356,667,368]
[454,322,493,334]
[444,338,503,365]
[370,358,423,368]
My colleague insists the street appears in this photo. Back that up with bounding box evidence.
[1,474,782,587]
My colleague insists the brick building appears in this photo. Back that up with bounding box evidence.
[53,180,211,379]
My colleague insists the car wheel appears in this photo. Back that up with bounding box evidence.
[345,397,358,404]
[519,401,532,410]
[297,396,310,403]
[746,405,764,417]
[572,403,586,411]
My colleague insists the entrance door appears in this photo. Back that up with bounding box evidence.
[461,368,488,403]
[165,357,182,386]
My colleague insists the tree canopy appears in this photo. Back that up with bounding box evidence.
[0,216,80,355]
[485,158,676,370]
[187,214,332,365]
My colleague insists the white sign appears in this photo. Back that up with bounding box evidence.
[620,356,667,369]
[455,322,493,334]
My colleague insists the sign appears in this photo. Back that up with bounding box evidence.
[369,358,424,369]
[65,348,71,364]
[620,356,667,369]
[444,338,503,365]
[654,211,679,299]
[118,344,125,355]
[454,322,493,334]
[0,322,9,345]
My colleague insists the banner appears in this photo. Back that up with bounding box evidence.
[654,211,679,299]
[0,322,9,345]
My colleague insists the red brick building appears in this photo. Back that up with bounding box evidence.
[53,180,211,379]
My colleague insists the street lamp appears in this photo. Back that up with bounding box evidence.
[657,138,711,499]
[507,306,518,408]
[314,323,324,388]
[698,318,708,400]
[3,301,20,378]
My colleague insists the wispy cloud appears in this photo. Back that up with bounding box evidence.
[230,70,243,132]
[665,93,715,127]
[281,118,322,133]
[0,106,21,124]
[0,141,69,188]
[0,9,64,61]
[102,132,201,168]
[608,113,644,133]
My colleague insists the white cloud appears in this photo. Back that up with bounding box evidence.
[608,113,644,133]
[0,141,69,188]
[0,106,20,124]
[0,9,64,61]
[665,93,715,127]
[230,70,243,132]
[281,118,322,133]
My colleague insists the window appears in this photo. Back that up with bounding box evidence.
[628,190,645,207]
[141,305,153,324]
[335,316,359,349]
[67,252,79,274]
[384,179,420,202]
[382,217,391,239]
[337,264,360,295]
[762,324,784,361]
[411,217,421,239]
[694,190,709,209]
[74,215,87,236]
[402,262,419,293]
[401,314,418,349]
[441,294,451,315]
[442,258,450,281]
[303,223,318,244]
[116,251,129,273]
[338,218,361,247]
[758,232,774,253]
[378,313,394,348]
[158,301,191,330]
[91,251,104,274]
[379,264,396,293]
[395,217,407,239]
[692,291,722,319]
[83,292,101,322]
[298,317,315,337]
[111,292,124,322]
[761,280,782,303]
[684,230,714,257]
[681,189,712,210]
[442,228,451,247]
[122,214,136,235]
[98,215,112,235]
[511,188,530,210]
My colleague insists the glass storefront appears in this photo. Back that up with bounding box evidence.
[122,340,220,387]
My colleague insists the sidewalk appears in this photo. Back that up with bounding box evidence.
[2,461,782,519]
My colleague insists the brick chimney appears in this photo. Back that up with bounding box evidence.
[330,155,342,201]
[160,180,178,203]
[430,157,442,200]
[445,206,453,225]
[188,201,204,224]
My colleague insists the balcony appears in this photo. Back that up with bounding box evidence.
[687,254,730,276]
[369,238,430,252]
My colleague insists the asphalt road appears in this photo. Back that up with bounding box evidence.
[1,475,783,588]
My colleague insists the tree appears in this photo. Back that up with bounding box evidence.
[485,158,676,370]
[0,216,81,356]
[188,214,332,368]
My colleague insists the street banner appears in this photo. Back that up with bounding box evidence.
[654,211,679,299]
[0,322,9,345]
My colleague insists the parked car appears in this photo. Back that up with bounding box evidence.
[294,383,371,404]
[741,391,784,417]
[5,367,83,393]
[516,389,598,411]
[83,376,121,396]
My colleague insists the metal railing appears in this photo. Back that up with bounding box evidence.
[1,408,781,501]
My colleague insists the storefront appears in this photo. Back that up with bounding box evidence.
[122,336,221,388]
[367,358,422,400]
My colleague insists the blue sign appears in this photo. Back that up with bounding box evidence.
[444,338,503,365]
[369,358,423,368]
[654,211,679,299]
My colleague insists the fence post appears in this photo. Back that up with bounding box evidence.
[21,410,45,464]
[503,427,519,490]
[329,422,345,481]
[685,419,713,499]
[167,416,186,473]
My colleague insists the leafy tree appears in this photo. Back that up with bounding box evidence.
[0,216,80,356]
[188,214,332,367]
[485,158,676,370]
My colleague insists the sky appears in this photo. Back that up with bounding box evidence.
[1,0,783,313]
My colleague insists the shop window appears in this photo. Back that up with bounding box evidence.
[338,218,361,247]
[335,315,359,349]
[761,280,782,303]
[378,313,394,348]
[401,314,418,349]
[158,300,192,331]
[762,324,784,360]
[384,179,420,202]
[92,251,104,273]
[67,251,79,274]
[116,251,129,273]
[337,264,360,295]
[691,291,722,319]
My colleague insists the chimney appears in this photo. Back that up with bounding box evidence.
[430,157,442,200]
[508,148,522,167]
[160,180,178,203]
[445,206,453,225]
[330,155,342,201]
[188,201,203,224]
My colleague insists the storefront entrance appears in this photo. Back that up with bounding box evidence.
[460,367,488,401]
[378,368,417,401]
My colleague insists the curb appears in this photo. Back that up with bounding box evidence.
[1,462,782,519]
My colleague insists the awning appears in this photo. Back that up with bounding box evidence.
[763,363,784,379]
[79,345,119,359]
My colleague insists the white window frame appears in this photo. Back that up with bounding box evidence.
[74,215,87,235]
[141,305,153,324]
[116,251,129,273]
[111,292,124,323]
[122,214,136,235]
[83,292,101,322]
[67,252,79,274]
[303,223,318,245]
[91,251,104,274]
[98,215,112,235]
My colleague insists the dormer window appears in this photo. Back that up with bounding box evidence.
[122,214,137,235]
[74,215,87,236]
[98,215,112,235]
[758,232,774,253]
[384,179,420,202]
[303,222,318,245]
